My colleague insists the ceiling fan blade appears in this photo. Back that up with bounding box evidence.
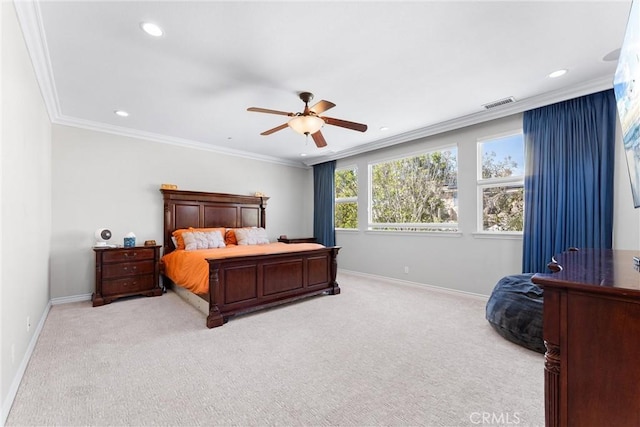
[248,107,293,117]
[311,130,327,148]
[260,123,289,136]
[322,116,368,132]
[310,100,336,115]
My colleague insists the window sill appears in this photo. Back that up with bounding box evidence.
[365,230,462,238]
[472,232,523,240]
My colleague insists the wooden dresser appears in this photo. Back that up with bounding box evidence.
[93,245,162,307]
[532,249,640,427]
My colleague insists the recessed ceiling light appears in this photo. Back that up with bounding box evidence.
[380,126,389,131]
[548,69,568,79]
[114,110,129,117]
[141,22,163,37]
[300,153,307,157]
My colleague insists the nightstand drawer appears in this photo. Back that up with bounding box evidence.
[102,260,155,279]
[103,249,154,263]
[102,275,155,295]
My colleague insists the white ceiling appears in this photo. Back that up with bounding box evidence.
[16,1,631,167]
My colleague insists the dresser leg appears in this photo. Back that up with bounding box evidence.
[92,293,105,307]
[148,288,163,297]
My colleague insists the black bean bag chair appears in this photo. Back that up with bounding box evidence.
[485,273,545,354]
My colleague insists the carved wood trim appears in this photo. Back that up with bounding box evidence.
[207,265,224,328]
[330,247,341,294]
[544,341,560,427]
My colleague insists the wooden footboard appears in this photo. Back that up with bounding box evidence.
[206,246,340,328]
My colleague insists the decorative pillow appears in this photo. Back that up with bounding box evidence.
[182,230,226,251]
[224,227,257,245]
[225,229,238,246]
[173,227,226,250]
[234,227,270,245]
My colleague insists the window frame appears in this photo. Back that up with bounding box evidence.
[476,131,525,234]
[334,165,359,230]
[367,145,459,233]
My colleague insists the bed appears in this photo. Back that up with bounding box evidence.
[160,189,341,328]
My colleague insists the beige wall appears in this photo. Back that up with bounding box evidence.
[50,125,314,298]
[1,1,52,421]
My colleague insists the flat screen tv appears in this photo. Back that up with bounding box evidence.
[614,0,640,208]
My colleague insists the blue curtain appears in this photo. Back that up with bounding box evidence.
[313,160,336,246]
[522,89,616,273]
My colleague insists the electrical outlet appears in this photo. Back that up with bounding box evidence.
[27,316,31,332]
[404,266,409,274]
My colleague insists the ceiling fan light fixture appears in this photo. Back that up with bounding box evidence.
[288,115,324,135]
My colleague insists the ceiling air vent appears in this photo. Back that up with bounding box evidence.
[482,96,516,110]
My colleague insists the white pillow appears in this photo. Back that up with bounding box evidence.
[182,230,226,251]
[234,227,270,245]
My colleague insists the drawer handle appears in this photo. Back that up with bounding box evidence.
[123,252,137,258]
[123,266,137,271]
[124,281,137,287]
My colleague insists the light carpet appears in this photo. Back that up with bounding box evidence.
[6,272,544,426]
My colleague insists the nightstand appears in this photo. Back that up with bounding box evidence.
[92,245,162,307]
[277,237,317,244]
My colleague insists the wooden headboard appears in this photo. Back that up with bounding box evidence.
[161,189,270,255]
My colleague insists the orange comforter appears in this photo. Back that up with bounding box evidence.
[161,242,325,295]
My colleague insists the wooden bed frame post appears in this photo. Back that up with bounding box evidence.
[207,263,224,328]
[329,247,341,295]
[259,197,267,228]
[163,202,172,256]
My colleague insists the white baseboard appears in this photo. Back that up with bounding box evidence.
[51,293,92,305]
[1,300,51,426]
[338,268,489,301]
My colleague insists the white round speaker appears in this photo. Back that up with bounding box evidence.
[94,228,112,247]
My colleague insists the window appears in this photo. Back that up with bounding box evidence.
[477,133,525,232]
[335,167,358,229]
[369,148,458,232]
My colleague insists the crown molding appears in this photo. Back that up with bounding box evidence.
[303,75,614,166]
[54,115,309,168]
[14,0,61,122]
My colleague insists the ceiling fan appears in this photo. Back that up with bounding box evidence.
[247,92,367,148]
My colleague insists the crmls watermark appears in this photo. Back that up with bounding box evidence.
[469,412,522,425]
